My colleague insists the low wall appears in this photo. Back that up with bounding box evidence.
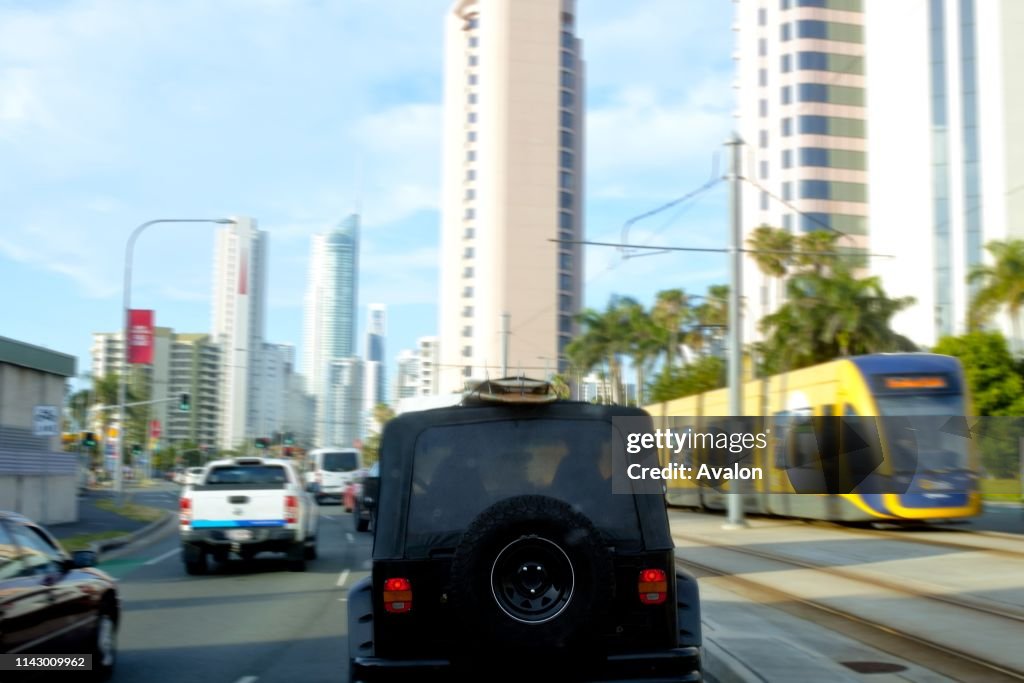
[0,473,78,524]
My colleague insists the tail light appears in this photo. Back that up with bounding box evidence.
[638,568,668,605]
[383,577,412,613]
[180,497,192,526]
[284,495,298,524]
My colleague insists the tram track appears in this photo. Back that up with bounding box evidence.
[807,518,1024,561]
[674,531,1024,681]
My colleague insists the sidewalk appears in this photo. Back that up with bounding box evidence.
[49,488,150,540]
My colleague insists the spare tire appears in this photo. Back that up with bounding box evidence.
[448,495,613,650]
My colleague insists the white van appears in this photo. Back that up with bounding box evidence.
[306,448,362,505]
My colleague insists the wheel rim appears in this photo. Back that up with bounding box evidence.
[96,614,116,668]
[490,535,574,624]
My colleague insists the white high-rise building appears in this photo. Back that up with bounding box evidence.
[366,304,386,404]
[736,0,1024,349]
[212,216,267,450]
[438,0,585,393]
[323,357,363,448]
[417,336,440,396]
[253,343,292,440]
[392,349,420,404]
[91,329,220,447]
[303,215,360,446]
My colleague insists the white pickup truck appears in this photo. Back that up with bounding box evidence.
[179,457,319,574]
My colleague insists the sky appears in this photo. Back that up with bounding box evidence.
[0,0,735,392]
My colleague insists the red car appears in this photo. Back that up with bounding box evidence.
[342,476,363,513]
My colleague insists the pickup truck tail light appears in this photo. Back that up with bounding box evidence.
[284,495,298,524]
[180,497,192,526]
[383,577,412,613]
[638,568,668,605]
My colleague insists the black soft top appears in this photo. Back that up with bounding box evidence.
[372,401,673,560]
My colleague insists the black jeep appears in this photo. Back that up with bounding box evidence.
[348,379,702,681]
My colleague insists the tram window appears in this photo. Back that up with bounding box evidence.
[792,415,817,468]
[772,411,790,468]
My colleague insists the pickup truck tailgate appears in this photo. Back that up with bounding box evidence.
[191,490,290,528]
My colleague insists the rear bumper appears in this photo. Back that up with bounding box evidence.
[181,527,300,549]
[352,647,701,682]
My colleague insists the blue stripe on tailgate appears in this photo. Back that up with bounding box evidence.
[191,519,287,528]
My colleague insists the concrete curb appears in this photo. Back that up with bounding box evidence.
[89,510,175,558]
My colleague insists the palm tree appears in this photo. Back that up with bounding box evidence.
[549,374,571,399]
[746,225,794,318]
[652,289,691,368]
[689,284,729,356]
[968,239,1024,355]
[760,268,916,371]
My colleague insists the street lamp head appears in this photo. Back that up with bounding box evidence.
[215,218,237,224]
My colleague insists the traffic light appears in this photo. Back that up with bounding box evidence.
[179,393,191,412]
[82,432,97,448]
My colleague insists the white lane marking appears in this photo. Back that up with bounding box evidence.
[345,532,354,543]
[143,548,179,566]
[233,677,258,683]
[338,597,348,602]
[337,569,350,587]
[322,515,335,521]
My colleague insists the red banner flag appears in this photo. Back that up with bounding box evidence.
[127,309,154,364]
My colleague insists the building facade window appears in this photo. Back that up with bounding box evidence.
[559,211,573,229]
[463,247,474,258]
[560,130,574,148]
[467,150,476,162]
[463,306,473,317]
[468,54,478,67]
[468,73,478,85]
[782,117,792,136]
[561,70,574,88]
[796,20,863,43]
[561,110,573,128]
[462,346,472,357]
[464,208,475,220]
[782,148,793,168]
[465,188,475,200]
[466,169,476,181]
[781,23,792,41]
[464,227,475,238]
[560,294,572,311]
[782,53,792,72]
[469,36,478,48]
[759,99,768,117]
[559,252,572,270]
[561,31,574,49]
[781,86,791,104]
[783,182,792,201]
[560,171,573,189]
[759,38,767,57]
[559,191,573,209]
[559,315,572,333]
[759,130,768,148]
[798,115,866,137]
[467,130,477,142]
[559,273,572,290]
[561,51,574,69]
[560,150,573,168]
[463,266,473,278]
[760,160,769,179]
[759,68,767,87]
[758,8,767,25]
[760,190,769,211]
[462,326,472,337]
[468,111,477,123]
[462,286,473,297]
[561,90,574,107]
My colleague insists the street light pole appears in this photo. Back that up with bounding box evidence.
[725,134,748,529]
[116,218,235,503]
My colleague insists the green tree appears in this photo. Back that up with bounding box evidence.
[968,239,1024,356]
[933,332,1024,416]
[549,374,571,399]
[759,268,916,373]
[934,331,1024,478]
[648,356,726,402]
[651,289,691,369]
[567,296,639,404]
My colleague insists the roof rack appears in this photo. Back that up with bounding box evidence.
[462,376,559,405]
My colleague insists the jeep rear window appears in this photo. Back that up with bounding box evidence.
[406,419,641,555]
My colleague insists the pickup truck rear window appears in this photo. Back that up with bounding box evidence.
[205,465,290,486]
[406,418,641,556]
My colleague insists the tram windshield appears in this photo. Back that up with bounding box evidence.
[874,394,968,473]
